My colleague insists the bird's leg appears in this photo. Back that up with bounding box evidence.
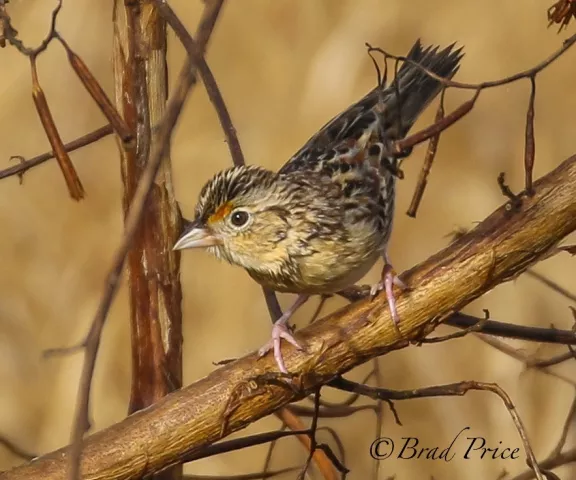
[258,294,310,374]
[370,253,409,332]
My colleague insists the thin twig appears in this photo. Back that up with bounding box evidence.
[526,270,576,303]
[406,87,446,217]
[0,0,62,56]
[497,172,522,210]
[155,0,282,327]
[179,429,310,464]
[527,350,576,368]
[548,390,576,458]
[421,310,490,344]
[182,466,300,480]
[338,287,576,345]
[0,435,36,461]
[29,53,84,200]
[393,88,480,153]
[261,424,286,478]
[329,378,545,480]
[367,33,576,91]
[57,35,131,143]
[524,76,537,195]
[275,406,339,479]
[307,370,374,409]
[479,335,576,387]
[287,404,376,418]
[297,390,339,480]
[509,447,576,480]
[368,33,576,202]
[371,359,384,480]
[446,312,576,345]
[0,125,113,181]
[66,2,225,479]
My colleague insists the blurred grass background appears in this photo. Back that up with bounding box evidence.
[1,0,575,478]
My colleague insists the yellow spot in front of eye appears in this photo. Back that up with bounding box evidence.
[208,202,233,224]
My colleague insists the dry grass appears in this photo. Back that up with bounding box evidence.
[0,0,575,478]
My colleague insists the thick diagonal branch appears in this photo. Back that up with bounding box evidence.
[2,155,576,480]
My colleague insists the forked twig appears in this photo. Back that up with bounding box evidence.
[329,378,545,480]
[368,32,576,214]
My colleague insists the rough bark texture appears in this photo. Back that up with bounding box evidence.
[2,155,575,479]
[113,2,182,478]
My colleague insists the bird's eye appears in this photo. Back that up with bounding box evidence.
[230,210,250,227]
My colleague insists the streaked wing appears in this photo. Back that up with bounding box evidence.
[278,91,383,177]
[279,39,463,179]
[278,39,463,238]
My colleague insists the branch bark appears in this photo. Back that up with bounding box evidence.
[113,0,182,413]
[2,154,575,480]
[112,2,182,478]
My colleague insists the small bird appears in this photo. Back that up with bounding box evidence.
[174,39,463,374]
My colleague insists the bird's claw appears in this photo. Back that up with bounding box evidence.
[258,321,303,374]
[370,263,409,334]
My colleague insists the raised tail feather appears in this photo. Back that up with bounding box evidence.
[279,39,464,175]
[380,39,464,138]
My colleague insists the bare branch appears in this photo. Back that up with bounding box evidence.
[509,447,576,480]
[58,35,131,143]
[155,0,283,326]
[296,390,342,479]
[0,125,113,181]
[274,406,340,479]
[526,270,576,303]
[368,33,576,91]
[367,33,576,206]
[334,292,576,346]
[182,467,300,480]
[525,76,537,194]
[3,153,576,480]
[479,335,576,387]
[406,88,445,217]
[0,435,36,461]
[329,378,544,480]
[447,312,576,345]
[64,2,226,479]
[29,54,84,200]
[0,0,62,56]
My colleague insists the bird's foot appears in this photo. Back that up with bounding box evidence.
[370,263,409,334]
[258,320,303,374]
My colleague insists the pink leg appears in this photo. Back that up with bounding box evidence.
[258,294,309,374]
[370,253,408,332]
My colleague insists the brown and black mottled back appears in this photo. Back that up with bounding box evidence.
[279,39,463,240]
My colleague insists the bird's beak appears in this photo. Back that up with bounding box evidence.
[173,221,220,250]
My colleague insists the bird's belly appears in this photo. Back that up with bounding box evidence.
[322,256,378,292]
[292,250,380,294]
[247,253,380,294]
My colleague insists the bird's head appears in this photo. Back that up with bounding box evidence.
[173,165,298,273]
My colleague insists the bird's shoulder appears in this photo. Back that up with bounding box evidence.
[278,90,393,202]
[279,91,383,175]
